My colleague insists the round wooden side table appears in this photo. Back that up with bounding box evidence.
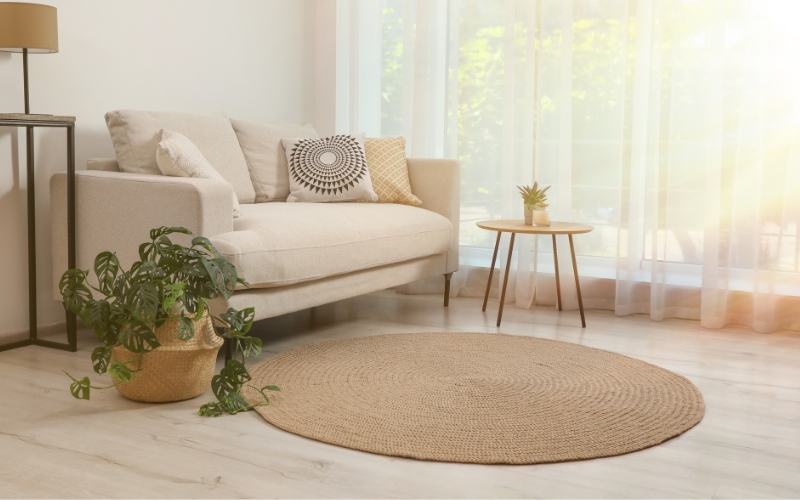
[476,220,594,328]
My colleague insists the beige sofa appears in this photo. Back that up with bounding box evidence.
[50,110,459,328]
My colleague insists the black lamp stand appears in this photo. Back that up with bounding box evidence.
[23,48,30,114]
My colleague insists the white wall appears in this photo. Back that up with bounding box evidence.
[0,0,315,343]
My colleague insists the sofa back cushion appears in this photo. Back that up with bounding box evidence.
[230,119,319,202]
[105,110,256,203]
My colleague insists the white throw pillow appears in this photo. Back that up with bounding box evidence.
[156,129,240,218]
[281,133,378,203]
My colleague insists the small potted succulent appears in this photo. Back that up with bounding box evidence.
[518,182,551,226]
[60,226,277,416]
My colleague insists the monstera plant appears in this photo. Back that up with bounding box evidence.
[60,226,277,416]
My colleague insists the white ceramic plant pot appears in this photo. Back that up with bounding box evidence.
[524,204,533,225]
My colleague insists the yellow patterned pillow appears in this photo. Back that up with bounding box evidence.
[364,137,422,206]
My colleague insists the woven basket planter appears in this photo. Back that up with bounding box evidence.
[110,311,223,403]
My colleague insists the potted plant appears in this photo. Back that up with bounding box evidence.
[60,226,277,416]
[518,182,551,226]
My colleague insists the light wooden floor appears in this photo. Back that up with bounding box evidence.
[1,291,799,499]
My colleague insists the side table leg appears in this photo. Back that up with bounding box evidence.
[568,234,586,328]
[66,124,77,351]
[496,233,516,327]
[552,234,562,311]
[224,332,234,363]
[482,231,502,312]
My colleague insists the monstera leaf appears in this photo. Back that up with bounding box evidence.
[108,361,135,383]
[161,282,185,313]
[211,360,251,400]
[139,227,190,261]
[126,282,159,322]
[149,226,192,240]
[239,336,262,359]
[177,313,195,341]
[90,346,112,374]
[60,269,92,314]
[191,236,221,258]
[117,321,160,353]
[220,308,255,336]
[198,402,224,417]
[79,299,111,340]
[218,393,251,414]
[93,252,120,295]
[68,376,92,400]
[202,258,239,298]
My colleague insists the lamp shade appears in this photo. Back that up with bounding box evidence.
[0,2,58,53]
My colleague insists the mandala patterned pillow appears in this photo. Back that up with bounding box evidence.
[364,137,421,206]
[281,133,378,203]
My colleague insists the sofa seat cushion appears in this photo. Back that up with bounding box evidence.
[210,203,453,288]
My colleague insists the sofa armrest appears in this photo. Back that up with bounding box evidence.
[406,158,460,273]
[87,158,121,172]
[50,170,234,299]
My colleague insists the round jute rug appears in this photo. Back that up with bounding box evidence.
[242,332,704,464]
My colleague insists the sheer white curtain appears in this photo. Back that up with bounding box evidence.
[336,0,800,333]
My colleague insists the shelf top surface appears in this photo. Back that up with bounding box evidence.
[476,220,594,235]
[0,113,76,123]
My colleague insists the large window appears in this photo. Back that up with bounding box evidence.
[337,0,800,332]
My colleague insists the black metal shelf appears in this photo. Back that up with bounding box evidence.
[0,113,77,353]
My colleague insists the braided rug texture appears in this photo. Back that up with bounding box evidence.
[242,332,704,464]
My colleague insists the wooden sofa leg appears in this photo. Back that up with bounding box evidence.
[444,272,453,307]
[224,334,233,364]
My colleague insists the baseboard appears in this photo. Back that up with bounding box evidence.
[0,320,68,346]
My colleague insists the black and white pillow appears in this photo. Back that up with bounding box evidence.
[281,133,378,202]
